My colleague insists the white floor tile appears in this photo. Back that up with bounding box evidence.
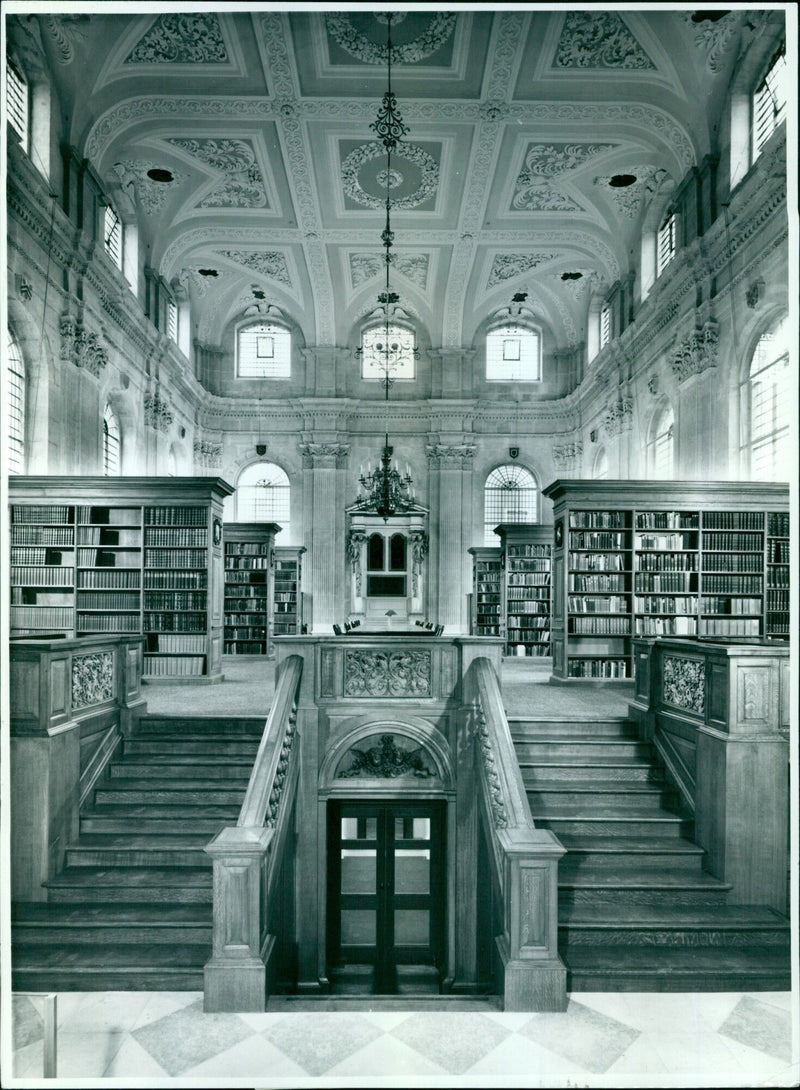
[12,1039,44,1078]
[481,1010,538,1031]
[617,991,743,1034]
[58,989,152,1034]
[360,1009,417,1031]
[752,991,795,1013]
[648,1029,746,1076]
[722,1035,797,1080]
[130,990,201,1030]
[183,1031,309,1077]
[468,1032,583,1079]
[603,1030,670,1075]
[237,1009,293,1031]
[103,1033,171,1077]
[55,1030,126,1078]
[325,1032,449,1076]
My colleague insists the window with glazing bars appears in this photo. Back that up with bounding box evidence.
[7,331,25,474]
[360,323,416,380]
[656,212,676,275]
[486,325,541,381]
[484,465,537,545]
[599,304,612,349]
[650,407,674,478]
[593,448,609,480]
[753,49,787,160]
[103,405,121,476]
[237,322,291,378]
[746,317,790,481]
[104,204,123,268]
[166,299,178,342]
[236,462,290,538]
[7,61,28,152]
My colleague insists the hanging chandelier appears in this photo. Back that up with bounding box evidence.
[354,12,418,521]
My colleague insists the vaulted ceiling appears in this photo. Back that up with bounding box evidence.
[39,9,749,352]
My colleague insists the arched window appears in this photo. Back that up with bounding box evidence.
[6,330,25,474]
[656,211,676,276]
[360,322,416,380]
[599,303,612,350]
[237,321,291,378]
[486,325,541,382]
[753,47,787,161]
[103,405,121,476]
[484,465,538,545]
[6,57,29,153]
[742,315,790,481]
[593,447,609,480]
[236,462,291,539]
[648,404,674,478]
[103,203,123,269]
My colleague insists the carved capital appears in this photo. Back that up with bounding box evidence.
[670,321,719,383]
[426,443,477,468]
[300,442,350,468]
[552,441,583,471]
[193,439,223,469]
[602,396,633,438]
[60,316,109,377]
[144,391,173,434]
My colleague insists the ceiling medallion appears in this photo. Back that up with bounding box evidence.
[342,141,438,210]
[326,12,455,66]
[376,168,404,189]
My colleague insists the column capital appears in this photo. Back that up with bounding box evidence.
[299,441,350,468]
[426,443,477,469]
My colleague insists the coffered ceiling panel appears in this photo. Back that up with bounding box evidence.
[35,8,756,358]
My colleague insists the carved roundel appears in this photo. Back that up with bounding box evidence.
[326,13,455,65]
[342,142,438,210]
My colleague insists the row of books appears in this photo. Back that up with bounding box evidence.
[571,617,630,635]
[635,617,697,636]
[569,573,626,592]
[144,591,207,610]
[509,644,550,657]
[569,532,627,549]
[506,600,548,614]
[702,532,763,551]
[224,627,268,639]
[225,557,270,570]
[767,591,790,609]
[700,618,760,636]
[476,603,501,615]
[569,552,625,571]
[507,586,549,599]
[224,570,267,584]
[11,526,73,544]
[78,592,140,610]
[568,512,628,529]
[700,597,762,615]
[507,572,551,586]
[636,553,697,571]
[11,590,71,605]
[145,506,206,526]
[569,595,628,613]
[634,596,695,615]
[768,513,789,536]
[636,533,696,550]
[767,541,790,563]
[144,528,208,547]
[144,613,206,632]
[507,559,550,572]
[79,507,140,526]
[703,553,763,572]
[143,654,205,676]
[224,587,270,599]
[225,604,270,616]
[78,613,139,632]
[78,549,141,567]
[11,505,72,523]
[78,528,140,546]
[635,573,695,591]
[225,543,270,556]
[12,565,74,586]
[149,634,206,653]
[224,641,267,654]
[144,549,206,568]
[81,570,141,588]
[704,512,763,530]
[767,614,790,634]
[636,512,699,530]
[507,545,550,558]
[508,615,550,628]
[568,658,629,678]
[10,606,72,627]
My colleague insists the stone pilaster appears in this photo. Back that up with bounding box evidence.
[426,443,476,632]
[300,441,350,631]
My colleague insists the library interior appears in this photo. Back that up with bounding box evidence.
[4,7,796,1085]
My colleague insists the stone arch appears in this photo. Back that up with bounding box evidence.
[319,714,454,792]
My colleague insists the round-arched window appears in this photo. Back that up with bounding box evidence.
[6,330,25,475]
[484,464,538,544]
[236,462,291,539]
[742,315,790,481]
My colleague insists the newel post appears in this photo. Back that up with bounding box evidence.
[203,826,273,1012]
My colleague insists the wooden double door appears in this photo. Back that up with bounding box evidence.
[327,800,445,994]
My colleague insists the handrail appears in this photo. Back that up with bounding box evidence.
[237,654,303,828]
[473,657,536,833]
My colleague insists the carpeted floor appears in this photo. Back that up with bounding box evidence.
[143,654,632,719]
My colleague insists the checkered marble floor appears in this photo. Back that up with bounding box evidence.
[9,989,797,1086]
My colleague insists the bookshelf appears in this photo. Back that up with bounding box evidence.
[496,524,552,658]
[272,546,305,636]
[543,481,790,682]
[468,546,502,637]
[9,478,233,682]
[223,523,280,656]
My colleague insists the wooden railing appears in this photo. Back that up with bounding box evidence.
[204,654,303,1012]
[471,658,567,1011]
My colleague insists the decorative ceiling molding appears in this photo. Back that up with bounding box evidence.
[85,98,694,173]
[125,13,228,65]
[39,14,89,64]
[341,141,439,210]
[112,159,185,215]
[167,138,268,209]
[325,12,456,66]
[487,253,559,288]
[350,253,430,291]
[554,12,655,70]
[512,142,616,212]
[680,10,743,73]
[217,250,292,288]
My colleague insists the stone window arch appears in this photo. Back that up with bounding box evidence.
[484,464,538,545]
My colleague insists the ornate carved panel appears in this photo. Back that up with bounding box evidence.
[126,14,228,65]
[336,733,435,779]
[554,12,655,69]
[344,650,431,699]
[662,655,705,716]
[72,652,114,710]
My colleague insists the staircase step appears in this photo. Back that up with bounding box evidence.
[109,760,254,779]
[45,867,212,904]
[11,943,207,991]
[515,740,652,760]
[509,718,638,739]
[94,784,247,806]
[522,764,664,783]
[133,716,265,736]
[558,863,731,908]
[559,905,791,948]
[562,945,792,992]
[560,835,705,866]
[538,813,693,838]
[65,835,211,868]
[123,736,261,757]
[81,813,236,834]
[528,786,680,810]
[12,902,211,944]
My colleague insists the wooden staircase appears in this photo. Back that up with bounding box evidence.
[11,715,263,991]
[510,715,792,992]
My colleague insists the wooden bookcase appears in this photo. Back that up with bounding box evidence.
[9,477,233,682]
[496,524,552,658]
[543,480,790,682]
[272,546,305,636]
[468,546,502,637]
[223,522,280,656]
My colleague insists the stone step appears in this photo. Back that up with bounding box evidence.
[65,835,211,868]
[109,759,254,779]
[562,945,791,992]
[509,718,638,739]
[521,763,664,783]
[515,740,652,761]
[123,736,261,756]
[560,835,705,867]
[12,902,212,945]
[44,867,212,904]
[133,716,265,737]
[81,813,236,834]
[94,783,247,806]
[11,943,207,991]
[527,785,680,810]
[538,813,693,838]
[559,904,791,948]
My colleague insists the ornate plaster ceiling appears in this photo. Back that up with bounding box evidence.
[35,9,751,351]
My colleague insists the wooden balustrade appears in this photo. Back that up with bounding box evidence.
[204,654,303,1012]
[9,635,145,901]
[471,658,567,1011]
[629,638,790,913]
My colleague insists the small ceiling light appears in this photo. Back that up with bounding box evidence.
[147,168,174,182]
[609,174,638,188]
[512,292,528,303]
[198,268,218,277]
[561,272,583,281]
